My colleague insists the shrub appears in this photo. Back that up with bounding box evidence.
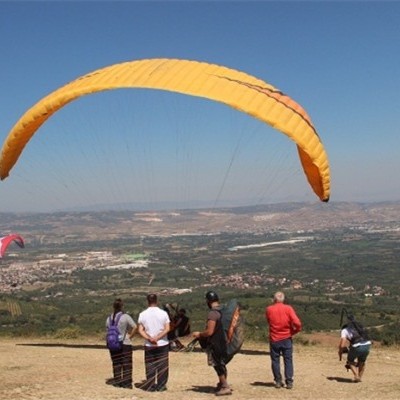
[54,326,82,339]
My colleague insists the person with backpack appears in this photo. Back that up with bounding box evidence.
[338,314,372,382]
[105,298,137,389]
[175,308,191,338]
[137,294,171,392]
[163,304,184,351]
[168,307,190,351]
[265,291,302,390]
[192,290,233,396]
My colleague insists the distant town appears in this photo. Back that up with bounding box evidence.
[1,201,399,298]
[0,247,386,298]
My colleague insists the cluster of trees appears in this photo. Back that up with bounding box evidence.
[1,288,399,346]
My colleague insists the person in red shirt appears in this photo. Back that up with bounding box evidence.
[265,291,302,390]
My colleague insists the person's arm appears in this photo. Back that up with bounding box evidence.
[125,315,137,338]
[128,324,138,338]
[153,322,170,343]
[138,323,154,343]
[175,317,183,329]
[192,319,216,339]
[338,337,348,360]
[265,307,269,323]
[289,308,302,335]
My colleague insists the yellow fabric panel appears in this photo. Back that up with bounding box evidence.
[0,58,330,201]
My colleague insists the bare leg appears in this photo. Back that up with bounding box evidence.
[358,362,365,381]
[219,374,228,387]
[349,363,360,381]
[214,365,232,395]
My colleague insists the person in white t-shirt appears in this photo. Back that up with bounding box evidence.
[338,315,372,382]
[138,293,170,392]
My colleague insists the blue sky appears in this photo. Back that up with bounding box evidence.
[1,1,399,212]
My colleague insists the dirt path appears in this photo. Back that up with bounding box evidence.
[1,336,399,400]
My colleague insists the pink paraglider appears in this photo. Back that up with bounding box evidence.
[0,234,25,258]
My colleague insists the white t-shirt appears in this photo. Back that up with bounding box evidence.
[138,306,170,347]
[340,327,371,347]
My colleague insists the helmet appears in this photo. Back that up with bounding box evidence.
[205,290,219,302]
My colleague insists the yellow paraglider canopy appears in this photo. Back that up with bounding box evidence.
[0,58,330,201]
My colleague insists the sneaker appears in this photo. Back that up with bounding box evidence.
[156,385,167,392]
[274,381,284,389]
[286,382,293,390]
[215,386,232,396]
[118,383,133,389]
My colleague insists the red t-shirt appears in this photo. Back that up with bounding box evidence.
[265,302,302,342]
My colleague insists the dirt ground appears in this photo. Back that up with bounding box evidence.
[1,333,399,400]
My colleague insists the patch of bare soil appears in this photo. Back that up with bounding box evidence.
[1,335,399,400]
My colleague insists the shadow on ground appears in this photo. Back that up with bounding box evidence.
[187,385,216,393]
[327,376,356,383]
[251,381,275,387]
[17,343,269,355]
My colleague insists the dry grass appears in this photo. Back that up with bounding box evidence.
[1,334,400,400]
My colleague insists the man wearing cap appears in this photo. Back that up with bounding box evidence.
[265,291,302,390]
[193,290,232,396]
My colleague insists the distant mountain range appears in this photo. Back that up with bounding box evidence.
[1,201,399,240]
